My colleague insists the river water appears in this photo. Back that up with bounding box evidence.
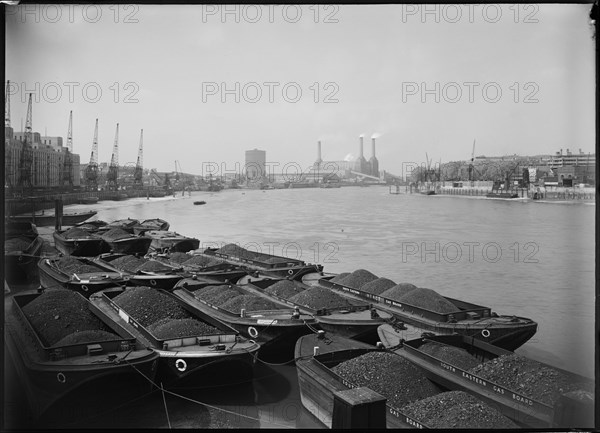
[4,186,595,428]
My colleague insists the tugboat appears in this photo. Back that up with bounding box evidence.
[486,170,519,199]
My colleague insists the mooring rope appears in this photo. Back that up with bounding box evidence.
[122,359,296,429]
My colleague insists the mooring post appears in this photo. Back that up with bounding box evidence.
[55,198,63,230]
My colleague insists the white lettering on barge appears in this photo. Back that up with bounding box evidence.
[512,393,534,406]
[462,371,487,386]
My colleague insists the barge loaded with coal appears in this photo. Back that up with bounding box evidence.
[90,286,260,383]
[295,332,519,429]
[4,289,159,419]
[377,329,594,428]
[315,270,537,351]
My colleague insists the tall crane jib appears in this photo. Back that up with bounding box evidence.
[18,93,34,190]
[106,123,119,191]
[133,129,144,188]
[61,111,74,188]
[5,80,13,189]
[5,80,11,128]
[84,118,99,191]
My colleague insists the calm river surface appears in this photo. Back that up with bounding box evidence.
[5,186,595,428]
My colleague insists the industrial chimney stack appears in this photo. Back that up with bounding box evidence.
[369,137,379,178]
[359,135,364,158]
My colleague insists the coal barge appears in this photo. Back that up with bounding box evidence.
[4,289,159,419]
[317,273,537,351]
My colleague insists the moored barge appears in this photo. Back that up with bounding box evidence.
[201,244,324,280]
[377,331,595,428]
[173,282,317,354]
[295,332,518,428]
[4,290,159,419]
[52,227,108,256]
[4,222,45,284]
[90,287,260,384]
[37,256,128,297]
[318,276,537,350]
[241,277,393,344]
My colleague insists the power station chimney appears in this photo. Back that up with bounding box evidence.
[369,136,379,178]
[359,135,364,158]
[317,140,322,163]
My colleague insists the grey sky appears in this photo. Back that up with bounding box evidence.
[5,4,595,175]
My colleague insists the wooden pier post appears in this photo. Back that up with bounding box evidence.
[54,198,63,230]
[331,387,386,429]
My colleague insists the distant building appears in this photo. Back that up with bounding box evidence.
[5,132,80,188]
[245,148,266,184]
[543,148,595,169]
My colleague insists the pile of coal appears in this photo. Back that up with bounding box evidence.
[380,283,418,300]
[54,330,117,346]
[22,289,113,346]
[288,286,356,310]
[394,288,459,314]
[148,317,220,338]
[165,252,191,264]
[331,351,438,408]
[469,354,594,406]
[113,286,191,327]
[101,228,134,241]
[219,295,280,314]
[419,341,481,370]
[109,255,145,272]
[402,391,518,428]
[216,243,255,259]
[330,272,350,283]
[194,285,243,306]
[264,280,305,299]
[360,277,397,295]
[336,269,378,288]
[264,257,291,264]
[62,227,97,239]
[57,256,100,274]
[183,255,222,268]
[136,259,174,273]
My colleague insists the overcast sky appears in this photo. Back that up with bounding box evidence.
[5,4,595,175]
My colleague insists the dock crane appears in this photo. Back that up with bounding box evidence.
[84,119,99,191]
[468,139,476,185]
[106,123,119,191]
[5,80,13,188]
[133,129,144,188]
[61,111,74,188]
[18,93,33,190]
